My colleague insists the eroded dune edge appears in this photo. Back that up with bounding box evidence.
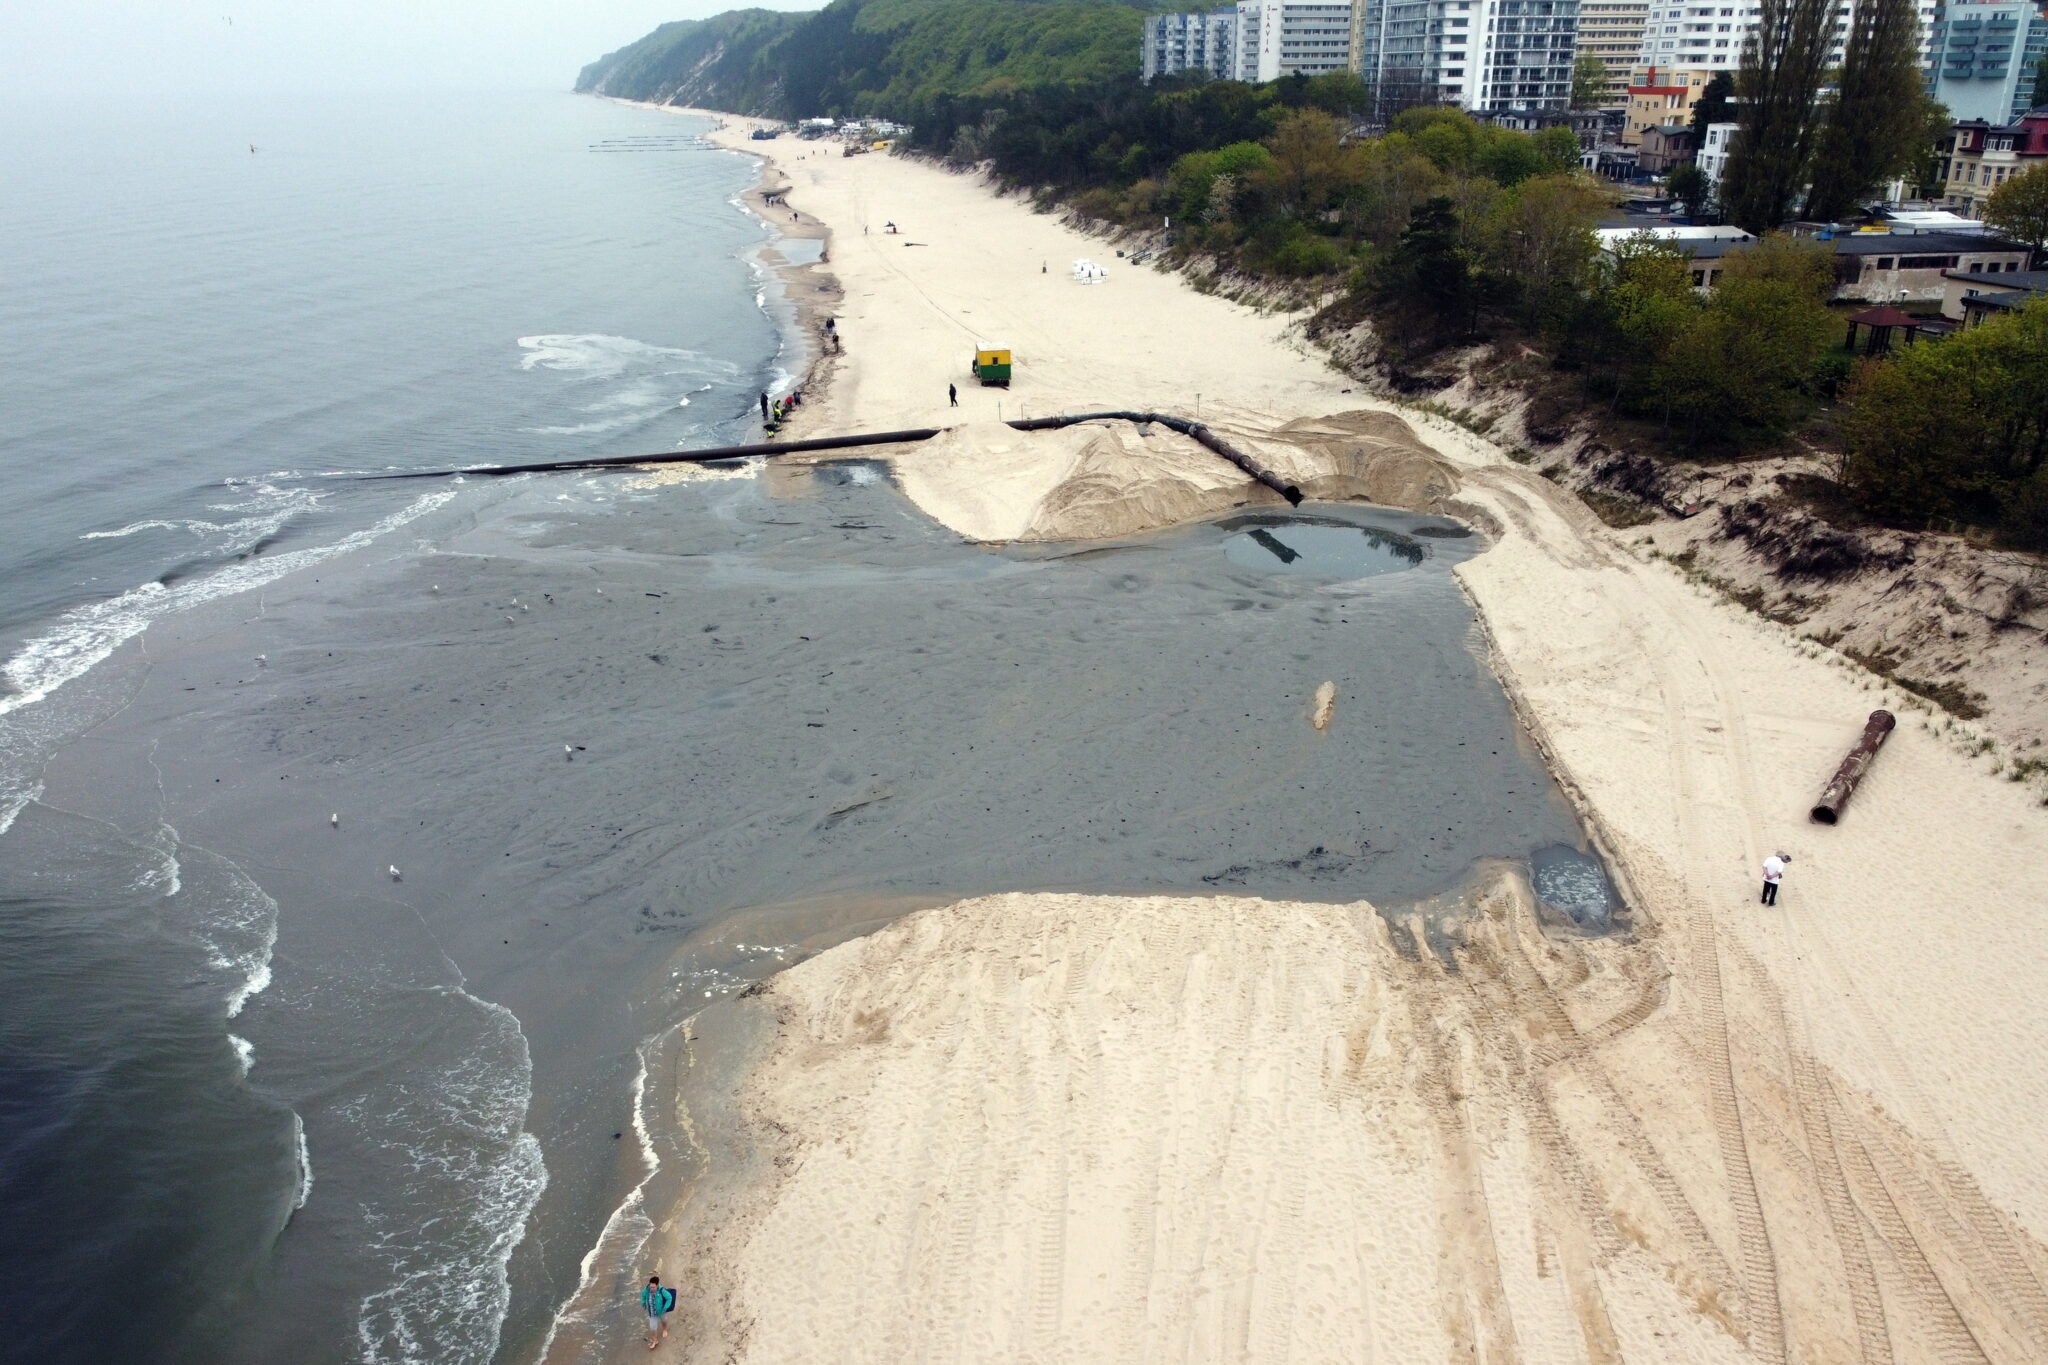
[613,111,2048,1365]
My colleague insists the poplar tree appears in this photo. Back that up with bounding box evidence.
[1720,0,1835,233]
[1805,0,1927,222]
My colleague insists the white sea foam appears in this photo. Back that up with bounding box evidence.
[0,490,455,721]
[353,990,547,1365]
[531,1028,670,1364]
[293,1112,314,1210]
[517,333,703,379]
[0,782,42,837]
[82,480,323,547]
[230,1034,255,1074]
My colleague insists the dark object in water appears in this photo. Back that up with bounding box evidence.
[1811,709,1895,824]
[1246,528,1300,564]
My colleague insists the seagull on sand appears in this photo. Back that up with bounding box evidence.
[564,744,574,760]
[330,813,339,828]
[504,614,516,624]
[388,865,402,881]
[254,654,267,667]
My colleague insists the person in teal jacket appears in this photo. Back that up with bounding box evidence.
[640,1274,674,1350]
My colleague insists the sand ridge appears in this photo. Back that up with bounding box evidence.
[607,109,2048,1365]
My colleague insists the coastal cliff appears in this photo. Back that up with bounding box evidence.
[575,0,1149,119]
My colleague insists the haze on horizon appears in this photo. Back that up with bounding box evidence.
[0,0,818,98]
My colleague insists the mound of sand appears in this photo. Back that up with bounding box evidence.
[890,411,1458,544]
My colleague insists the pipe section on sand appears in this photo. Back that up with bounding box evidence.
[1005,411,1304,506]
[1810,709,1896,824]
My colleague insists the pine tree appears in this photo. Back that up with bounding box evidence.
[1720,0,1835,233]
[1804,0,1926,221]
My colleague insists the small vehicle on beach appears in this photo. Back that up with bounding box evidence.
[971,346,1012,387]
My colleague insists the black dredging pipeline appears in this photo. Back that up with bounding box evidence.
[1810,709,1896,824]
[362,427,944,480]
[358,412,1305,506]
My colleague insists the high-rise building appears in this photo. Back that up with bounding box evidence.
[1635,0,1939,77]
[1353,0,1582,110]
[1926,1,2047,123]
[1577,0,1650,102]
[1142,8,1242,81]
[1235,0,1357,82]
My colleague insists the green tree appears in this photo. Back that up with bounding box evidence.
[1804,0,1927,221]
[1485,173,1607,327]
[1985,162,2048,263]
[1394,106,1482,172]
[1604,234,1702,418]
[1667,162,1710,216]
[1167,141,1276,221]
[1721,0,1836,232]
[1660,236,1837,440]
[1908,97,1954,198]
[1343,134,1445,246]
[1841,298,2048,531]
[1688,70,1735,142]
[1533,124,1584,174]
[1571,52,1611,110]
[1374,197,1479,348]
[1260,108,1353,215]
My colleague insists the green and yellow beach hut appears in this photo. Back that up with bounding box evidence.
[971,346,1012,388]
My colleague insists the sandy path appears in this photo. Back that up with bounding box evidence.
[615,111,2048,1365]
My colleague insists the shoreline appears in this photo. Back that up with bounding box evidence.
[624,101,843,441]
[591,96,2048,1365]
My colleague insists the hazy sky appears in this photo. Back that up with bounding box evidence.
[0,0,817,96]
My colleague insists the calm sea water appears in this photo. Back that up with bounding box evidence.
[0,89,782,1363]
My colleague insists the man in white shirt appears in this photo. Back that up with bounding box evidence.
[1761,852,1787,905]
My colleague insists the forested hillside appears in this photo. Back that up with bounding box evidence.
[576,0,1153,119]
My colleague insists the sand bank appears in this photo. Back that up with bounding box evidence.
[626,111,2048,1363]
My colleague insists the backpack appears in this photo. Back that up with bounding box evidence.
[659,1287,676,1315]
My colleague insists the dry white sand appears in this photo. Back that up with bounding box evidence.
[620,113,2048,1365]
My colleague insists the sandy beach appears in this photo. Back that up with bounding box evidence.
[623,110,2048,1364]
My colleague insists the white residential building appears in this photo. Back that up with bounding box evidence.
[1235,0,1356,81]
[1696,119,1739,183]
[1142,8,1242,80]
[1578,0,1650,103]
[1354,0,1582,111]
[1635,0,1938,77]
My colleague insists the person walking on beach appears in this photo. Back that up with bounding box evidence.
[948,383,958,407]
[641,1275,674,1350]
[1760,852,1788,905]
[759,390,769,421]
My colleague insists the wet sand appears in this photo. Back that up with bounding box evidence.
[26,452,1600,1362]
[605,111,2048,1365]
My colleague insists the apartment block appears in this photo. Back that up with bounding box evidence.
[1635,0,1938,75]
[1926,1,2047,123]
[1142,8,1241,80]
[1577,0,1649,103]
[1236,0,1356,81]
[1355,0,1582,111]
